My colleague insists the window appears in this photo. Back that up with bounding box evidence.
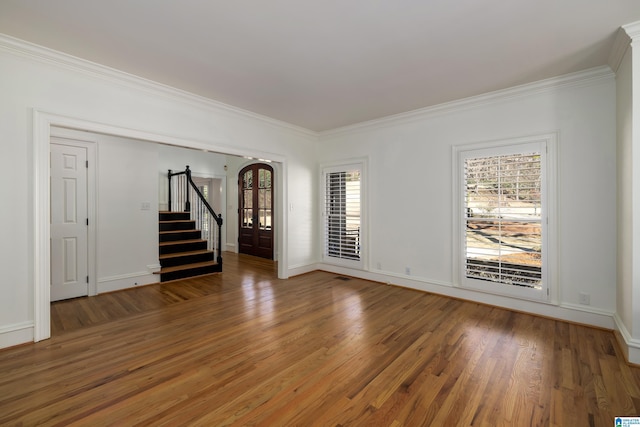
[322,162,365,268]
[454,136,554,301]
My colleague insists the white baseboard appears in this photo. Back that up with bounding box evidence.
[287,262,320,278]
[97,271,158,294]
[613,313,640,365]
[317,263,616,330]
[0,321,34,349]
[146,263,161,273]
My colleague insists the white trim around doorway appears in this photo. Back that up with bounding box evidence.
[33,109,289,342]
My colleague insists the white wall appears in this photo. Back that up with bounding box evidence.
[631,42,640,345]
[224,155,244,253]
[157,144,228,210]
[0,35,318,348]
[614,24,640,364]
[96,134,159,292]
[316,68,618,328]
[617,48,634,336]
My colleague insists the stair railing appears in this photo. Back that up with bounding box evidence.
[168,166,223,265]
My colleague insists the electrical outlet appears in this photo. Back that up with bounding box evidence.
[579,293,590,305]
[405,267,411,276]
[376,262,381,270]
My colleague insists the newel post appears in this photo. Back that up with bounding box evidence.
[184,165,191,212]
[167,169,172,212]
[217,214,223,265]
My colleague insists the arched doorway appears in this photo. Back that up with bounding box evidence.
[238,163,274,259]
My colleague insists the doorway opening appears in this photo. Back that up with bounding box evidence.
[238,163,274,259]
[34,111,288,342]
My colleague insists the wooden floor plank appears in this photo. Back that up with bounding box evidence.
[1,252,639,426]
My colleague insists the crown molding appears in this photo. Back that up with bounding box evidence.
[610,21,640,73]
[0,32,618,140]
[608,27,631,73]
[319,66,614,138]
[623,20,640,40]
[0,33,317,139]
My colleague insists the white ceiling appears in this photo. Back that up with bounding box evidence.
[1,1,639,132]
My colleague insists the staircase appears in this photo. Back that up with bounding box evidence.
[158,211,221,282]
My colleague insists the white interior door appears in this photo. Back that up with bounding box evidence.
[50,142,89,301]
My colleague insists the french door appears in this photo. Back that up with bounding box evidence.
[238,164,274,259]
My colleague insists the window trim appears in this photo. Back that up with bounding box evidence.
[320,159,367,270]
[452,134,557,303]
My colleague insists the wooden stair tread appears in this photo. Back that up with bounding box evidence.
[159,239,206,246]
[159,229,199,234]
[160,250,212,259]
[159,261,219,274]
[158,272,218,283]
[158,211,221,281]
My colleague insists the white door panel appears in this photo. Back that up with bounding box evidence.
[50,143,88,301]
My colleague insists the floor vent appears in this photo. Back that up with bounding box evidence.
[335,276,352,281]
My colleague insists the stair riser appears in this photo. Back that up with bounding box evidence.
[161,252,214,268]
[161,264,222,282]
[158,212,222,281]
[160,241,208,255]
[160,221,196,232]
[160,230,202,242]
[159,212,190,221]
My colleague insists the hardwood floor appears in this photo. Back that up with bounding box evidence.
[50,252,277,335]
[2,252,639,426]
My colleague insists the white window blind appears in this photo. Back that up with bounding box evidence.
[465,151,542,288]
[456,137,551,301]
[325,169,361,261]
